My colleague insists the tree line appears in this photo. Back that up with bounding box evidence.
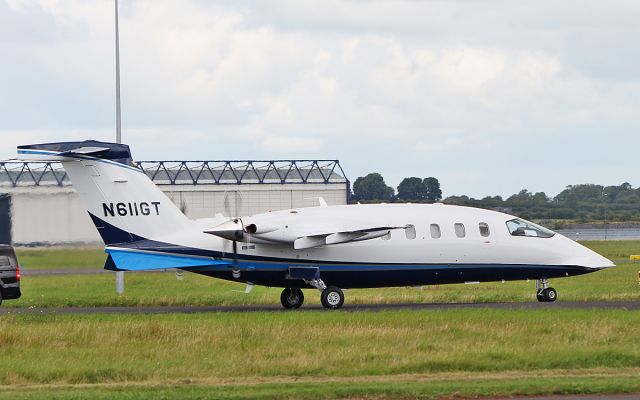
[351,173,640,223]
[352,173,442,202]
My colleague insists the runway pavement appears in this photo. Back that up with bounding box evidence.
[1,300,639,315]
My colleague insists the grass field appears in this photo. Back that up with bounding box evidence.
[1,309,640,399]
[7,240,640,308]
[1,241,639,399]
[15,247,106,270]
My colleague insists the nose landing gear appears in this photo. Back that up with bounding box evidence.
[536,278,557,302]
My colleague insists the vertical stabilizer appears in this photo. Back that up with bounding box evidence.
[17,141,191,245]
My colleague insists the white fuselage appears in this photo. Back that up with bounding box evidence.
[161,203,611,270]
[16,145,614,291]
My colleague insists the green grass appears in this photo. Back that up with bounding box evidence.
[0,309,639,398]
[4,241,640,398]
[15,247,105,270]
[1,374,639,399]
[6,240,640,308]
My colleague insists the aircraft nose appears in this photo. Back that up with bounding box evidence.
[579,254,615,269]
[569,240,615,269]
[554,233,615,269]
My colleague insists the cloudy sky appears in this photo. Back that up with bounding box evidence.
[1,0,638,198]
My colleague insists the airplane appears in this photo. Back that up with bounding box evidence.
[17,140,615,309]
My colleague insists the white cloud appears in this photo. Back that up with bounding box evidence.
[1,0,640,197]
[260,135,323,153]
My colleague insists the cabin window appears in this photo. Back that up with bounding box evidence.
[506,218,555,238]
[405,224,416,239]
[454,223,466,238]
[479,222,490,237]
[430,224,441,239]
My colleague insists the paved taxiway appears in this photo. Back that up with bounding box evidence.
[1,300,639,315]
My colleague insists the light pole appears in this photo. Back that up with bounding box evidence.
[603,192,608,241]
[115,0,121,145]
[114,0,124,294]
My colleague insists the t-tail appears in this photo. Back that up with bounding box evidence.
[16,140,223,271]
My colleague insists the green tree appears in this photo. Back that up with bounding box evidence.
[423,177,442,201]
[397,177,427,201]
[558,184,604,202]
[507,189,533,205]
[352,173,394,201]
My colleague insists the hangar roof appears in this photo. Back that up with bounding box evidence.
[0,160,348,187]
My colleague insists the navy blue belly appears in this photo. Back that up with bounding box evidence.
[123,238,600,288]
[185,263,597,289]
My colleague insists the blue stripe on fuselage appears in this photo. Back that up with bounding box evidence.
[105,246,591,273]
[106,248,231,271]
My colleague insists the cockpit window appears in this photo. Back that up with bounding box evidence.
[506,218,555,238]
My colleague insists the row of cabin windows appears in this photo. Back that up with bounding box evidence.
[396,222,491,240]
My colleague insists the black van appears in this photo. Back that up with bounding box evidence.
[0,245,21,305]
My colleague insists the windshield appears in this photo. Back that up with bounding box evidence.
[506,218,555,238]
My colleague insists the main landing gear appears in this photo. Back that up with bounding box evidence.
[280,279,346,310]
[280,287,304,309]
[536,278,557,302]
[320,286,345,309]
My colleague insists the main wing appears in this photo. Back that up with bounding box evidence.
[293,226,407,249]
[204,217,408,250]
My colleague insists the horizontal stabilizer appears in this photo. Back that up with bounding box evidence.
[59,146,111,156]
[104,248,231,271]
[17,140,133,166]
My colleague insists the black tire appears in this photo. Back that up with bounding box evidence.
[280,288,304,309]
[0,290,3,307]
[321,286,344,309]
[542,287,557,302]
[536,291,545,302]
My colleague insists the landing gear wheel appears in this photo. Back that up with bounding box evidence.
[280,288,304,309]
[321,286,344,309]
[535,279,556,303]
[537,287,557,302]
[541,287,557,302]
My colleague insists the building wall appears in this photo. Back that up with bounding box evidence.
[162,184,347,219]
[6,184,348,245]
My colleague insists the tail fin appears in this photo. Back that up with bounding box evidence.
[17,140,191,246]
